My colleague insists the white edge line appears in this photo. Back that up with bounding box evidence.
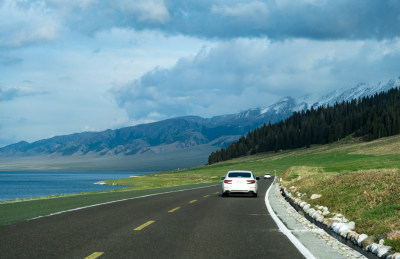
[265,178,316,259]
[30,179,315,259]
[29,184,218,221]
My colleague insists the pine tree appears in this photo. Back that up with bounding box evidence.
[208,88,400,164]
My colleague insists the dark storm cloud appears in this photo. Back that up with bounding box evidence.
[46,0,400,40]
[111,38,400,120]
[4,0,399,49]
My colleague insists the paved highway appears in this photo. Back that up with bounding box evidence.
[0,180,304,258]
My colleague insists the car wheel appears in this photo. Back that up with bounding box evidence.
[253,192,258,197]
[222,192,228,197]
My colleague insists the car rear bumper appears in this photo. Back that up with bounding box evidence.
[222,185,257,194]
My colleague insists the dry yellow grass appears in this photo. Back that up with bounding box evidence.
[281,166,324,181]
[350,135,400,155]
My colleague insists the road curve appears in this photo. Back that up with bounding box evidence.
[0,180,304,258]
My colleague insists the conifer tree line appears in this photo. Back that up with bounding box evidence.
[208,88,400,164]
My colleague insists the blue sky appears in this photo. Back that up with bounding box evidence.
[1,0,400,147]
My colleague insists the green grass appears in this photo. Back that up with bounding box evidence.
[2,134,400,252]
[278,136,400,253]
[0,182,216,226]
[105,142,399,190]
[282,169,400,252]
[101,135,400,252]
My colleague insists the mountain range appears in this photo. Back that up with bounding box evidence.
[1,77,399,170]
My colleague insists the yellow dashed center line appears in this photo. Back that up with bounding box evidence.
[189,200,197,204]
[215,192,220,194]
[134,220,155,231]
[85,252,104,259]
[168,207,181,213]
[203,195,209,198]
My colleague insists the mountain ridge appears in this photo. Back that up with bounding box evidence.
[1,77,399,159]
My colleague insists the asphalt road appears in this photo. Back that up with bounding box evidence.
[0,180,304,259]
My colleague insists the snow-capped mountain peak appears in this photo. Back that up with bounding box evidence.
[311,77,400,108]
[260,96,296,115]
[257,77,400,119]
[1,77,399,162]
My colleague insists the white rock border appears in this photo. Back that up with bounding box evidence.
[281,185,400,259]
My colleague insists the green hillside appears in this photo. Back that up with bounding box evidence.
[105,134,400,187]
[209,88,400,164]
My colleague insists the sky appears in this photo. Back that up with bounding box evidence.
[1,0,400,147]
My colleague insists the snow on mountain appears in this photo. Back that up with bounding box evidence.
[220,76,400,131]
[259,76,400,117]
[311,77,400,108]
[1,77,399,159]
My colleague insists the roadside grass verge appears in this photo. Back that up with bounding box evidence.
[0,182,216,226]
[2,134,400,252]
[103,172,221,189]
[282,169,400,234]
[281,167,400,252]
[106,135,400,252]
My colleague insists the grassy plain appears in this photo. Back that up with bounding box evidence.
[1,134,399,251]
[0,183,217,226]
[104,135,400,188]
[103,134,400,251]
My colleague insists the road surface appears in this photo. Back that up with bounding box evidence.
[0,180,305,258]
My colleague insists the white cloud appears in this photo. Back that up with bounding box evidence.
[1,0,400,147]
[0,0,61,47]
[118,0,170,24]
[211,1,269,18]
[112,37,400,121]
[0,26,210,145]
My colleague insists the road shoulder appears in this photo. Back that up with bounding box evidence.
[267,180,366,259]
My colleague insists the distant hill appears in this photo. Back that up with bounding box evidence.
[0,116,263,157]
[0,110,295,158]
[209,87,400,164]
[1,77,399,170]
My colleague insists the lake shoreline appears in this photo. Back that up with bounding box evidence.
[0,171,151,202]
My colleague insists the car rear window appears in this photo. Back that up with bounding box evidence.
[228,172,252,178]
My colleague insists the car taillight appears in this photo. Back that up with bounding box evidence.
[224,180,232,184]
[247,180,256,184]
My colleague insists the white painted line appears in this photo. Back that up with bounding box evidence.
[29,184,218,221]
[264,179,316,259]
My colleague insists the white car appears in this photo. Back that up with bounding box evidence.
[221,170,259,197]
[264,173,271,179]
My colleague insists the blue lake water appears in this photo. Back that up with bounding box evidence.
[0,171,150,201]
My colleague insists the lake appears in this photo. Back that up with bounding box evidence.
[0,171,150,202]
